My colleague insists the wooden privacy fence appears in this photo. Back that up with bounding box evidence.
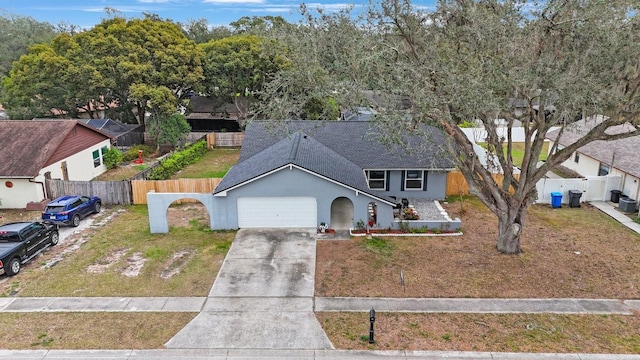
[132,178,222,204]
[46,179,133,205]
[206,132,244,148]
[446,170,519,196]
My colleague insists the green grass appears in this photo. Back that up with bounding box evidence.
[172,148,240,179]
[477,142,549,168]
[362,236,395,256]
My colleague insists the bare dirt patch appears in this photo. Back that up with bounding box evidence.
[167,202,210,228]
[86,248,130,274]
[161,250,196,279]
[121,252,147,277]
[316,198,640,299]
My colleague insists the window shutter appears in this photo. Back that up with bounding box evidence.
[423,171,428,191]
[386,171,390,191]
[400,171,405,191]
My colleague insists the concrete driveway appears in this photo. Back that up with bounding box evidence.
[165,228,333,349]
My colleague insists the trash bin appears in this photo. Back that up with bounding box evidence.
[619,197,637,213]
[551,192,563,208]
[611,190,622,203]
[568,190,582,208]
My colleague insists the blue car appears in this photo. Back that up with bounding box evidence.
[41,195,101,227]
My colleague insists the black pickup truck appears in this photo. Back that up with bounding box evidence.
[0,222,59,276]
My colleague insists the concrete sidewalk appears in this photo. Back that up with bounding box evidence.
[2,296,640,315]
[3,348,640,359]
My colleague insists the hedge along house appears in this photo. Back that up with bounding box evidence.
[207,120,459,231]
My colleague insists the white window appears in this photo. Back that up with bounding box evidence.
[366,170,386,190]
[405,170,423,190]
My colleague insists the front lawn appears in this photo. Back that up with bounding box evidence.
[316,197,640,298]
[0,205,233,297]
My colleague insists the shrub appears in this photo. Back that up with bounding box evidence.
[102,147,124,169]
[122,145,154,162]
[147,140,207,180]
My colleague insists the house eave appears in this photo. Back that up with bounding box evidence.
[213,163,396,205]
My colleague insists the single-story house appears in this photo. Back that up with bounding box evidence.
[0,120,114,209]
[207,120,457,230]
[546,118,640,201]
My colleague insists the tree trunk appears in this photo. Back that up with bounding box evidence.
[496,207,526,254]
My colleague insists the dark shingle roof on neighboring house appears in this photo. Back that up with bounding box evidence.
[214,131,395,203]
[546,118,640,178]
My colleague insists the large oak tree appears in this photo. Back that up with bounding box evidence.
[2,15,203,124]
[258,0,640,253]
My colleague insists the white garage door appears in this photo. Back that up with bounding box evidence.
[237,197,317,228]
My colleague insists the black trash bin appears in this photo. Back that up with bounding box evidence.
[611,190,622,203]
[568,190,582,208]
[619,197,637,213]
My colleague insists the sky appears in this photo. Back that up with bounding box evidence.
[1,0,437,29]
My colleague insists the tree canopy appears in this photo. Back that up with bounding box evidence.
[1,15,204,123]
[199,34,290,122]
[257,0,640,254]
[0,12,57,78]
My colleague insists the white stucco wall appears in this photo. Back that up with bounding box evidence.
[40,139,111,181]
[0,178,43,209]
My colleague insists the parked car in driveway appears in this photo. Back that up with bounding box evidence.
[0,221,59,276]
[41,195,101,227]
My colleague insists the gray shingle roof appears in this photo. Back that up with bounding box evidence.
[214,131,394,202]
[546,118,640,178]
[239,121,454,169]
[215,120,454,197]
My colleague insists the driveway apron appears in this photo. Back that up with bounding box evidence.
[165,228,333,349]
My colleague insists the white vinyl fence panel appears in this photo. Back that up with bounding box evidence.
[535,176,621,204]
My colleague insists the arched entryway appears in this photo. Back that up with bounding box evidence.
[147,192,215,233]
[330,197,354,230]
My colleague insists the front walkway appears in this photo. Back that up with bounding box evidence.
[589,200,640,233]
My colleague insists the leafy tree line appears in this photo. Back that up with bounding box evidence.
[0,13,291,132]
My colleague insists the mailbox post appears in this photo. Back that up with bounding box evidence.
[369,308,376,344]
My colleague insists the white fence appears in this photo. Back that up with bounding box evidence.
[535,175,621,204]
[461,126,561,143]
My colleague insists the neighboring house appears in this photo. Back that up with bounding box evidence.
[208,120,456,230]
[185,96,247,132]
[0,120,114,209]
[546,117,640,201]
